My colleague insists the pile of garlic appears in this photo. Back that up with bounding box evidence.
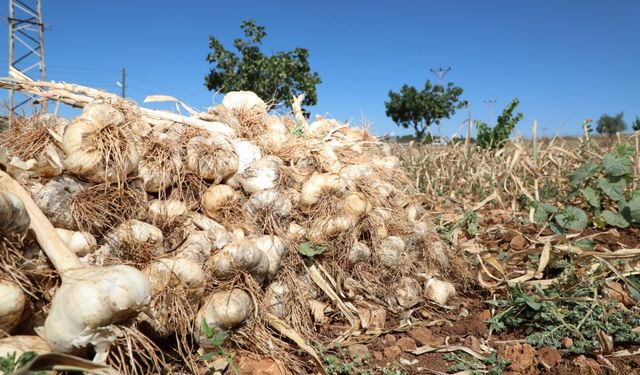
[0,88,455,373]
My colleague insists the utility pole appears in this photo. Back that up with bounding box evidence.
[121,67,126,98]
[484,99,497,125]
[430,67,451,140]
[8,0,46,113]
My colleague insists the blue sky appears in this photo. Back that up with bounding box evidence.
[1,1,638,138]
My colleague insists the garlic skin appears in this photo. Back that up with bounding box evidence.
[252,235,286,280]
[41,265,151,353]
[62,102,139,183]
[0,336,51,358]
[300,173,346,211]
[237,156,283,194]
[0,279,26,333]
[0,191,30,239]
[102,219,165,257]
[195,289,253,348]
[55,228,97,256]
[207,240,270,283]
[186,135,238,183]
[188,212,232,250]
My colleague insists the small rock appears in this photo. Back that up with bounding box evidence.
[537,347,562,368]
[348,344,370,360]
[408,327,444,347]
[384,346,402,360]
[562,337,573,349]
[510,234,528,250]
[211,357,229,372]
[384,334,397,345]
[399,358,419,366]
[396,337,417,352]
[463,336,482,353]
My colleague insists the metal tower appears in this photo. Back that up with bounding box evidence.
[483,99,497,125]
[8,0,46,112]
[430,67,451,86]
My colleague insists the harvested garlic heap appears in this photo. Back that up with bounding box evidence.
[0,82,456,374]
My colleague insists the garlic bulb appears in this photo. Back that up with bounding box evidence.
[148,199,189,223]
[373,156,401,170]
[42,264,151,353]
[377,236,405,267]
[406,203,426,222]
[306,215,355,243]
[300,173,346,211]
[55,228,97,256]
[102,219,165,258]
[339,164,374,189]
[252,235,286,280]
[185,135,238,183]
[243,189,292,234]
[175,231,212,264]
[264,281,289,318]
[225,139,262,189]
[394,277,422,308]
[237,156,283,194]
[347,242,371,266]
[0,336,51,358]
[188,212,232,250]
[145,258,205,291]
[202,184,242,220]
[222,91,267,112]
[258,117,290,150]
[62,102,139,183]
[343,193,370,219]
[195,289,253,348]
[138,134,183,192]
[425,278,456,305]
[0,191,30,239]
[32,175,87,230]
[0,279,26,333]
[207,240,270,283]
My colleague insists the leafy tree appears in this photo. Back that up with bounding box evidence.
[384,80,464,140]
[476,98,524,150]
[205,19,321,111]
[632,116,640,132]
[596,112,627,136]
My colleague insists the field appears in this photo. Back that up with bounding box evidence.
[359,135,640,374]
[1,82,639,375]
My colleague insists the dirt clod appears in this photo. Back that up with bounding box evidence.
[235,356,290,375]
[499,343,538,374]
[384,346,402,360]
[510,234,528,250]
[463,335,482,353]
[396,336,417,352]
[538,347,562,368]
[348,343,370,360]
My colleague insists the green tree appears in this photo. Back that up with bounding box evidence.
[384,80,464,140]
[205,19,321,111]
[632,116,640,132]
[476,98,524,150]
[596,112,627,136]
